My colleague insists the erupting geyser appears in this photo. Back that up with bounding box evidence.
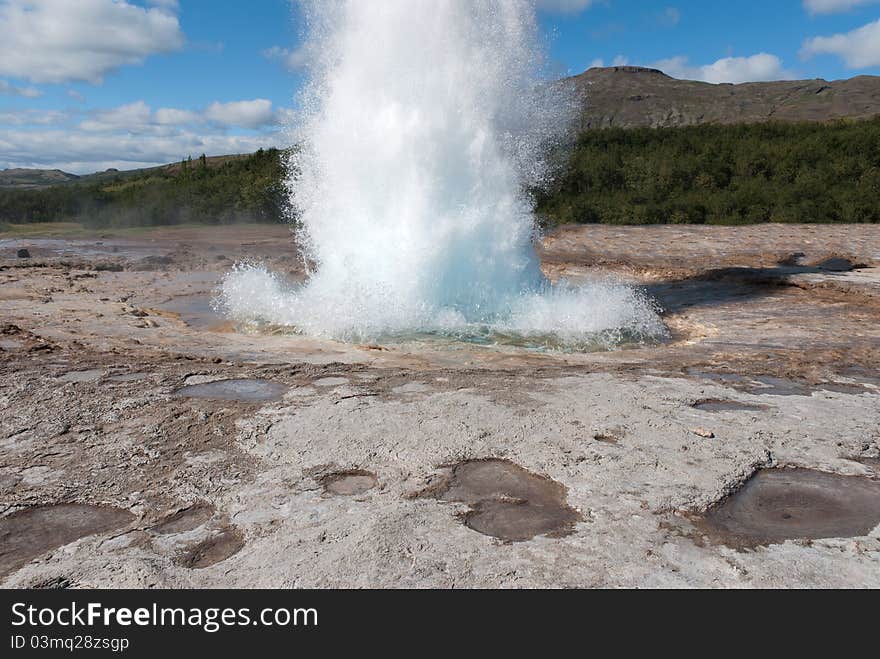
[220,0,665,349]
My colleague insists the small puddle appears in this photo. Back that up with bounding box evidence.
[173,379,287,402]
[0,504,134,577]
[322,470,378,496]
[158,295,232,332]
[749,376,812,397]
[695,469,880,549]
[176,527,244,569]
[313,377,350,388]
[693,399,767,413]
[686,369,813,397]
[428,459,581,542]
[151,503,215,535]
[817,382,868,395]
[59,369,105,383]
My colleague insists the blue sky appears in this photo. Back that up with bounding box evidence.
[1,0,879,173]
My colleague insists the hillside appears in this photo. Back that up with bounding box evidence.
[0,154,253,191]
[0,168,80,189]
[574,66,880,129]
[0,149,286,227]
[535,119,880,226]
[3,69,880,227]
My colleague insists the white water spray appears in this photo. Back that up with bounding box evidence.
[220,0,665,349]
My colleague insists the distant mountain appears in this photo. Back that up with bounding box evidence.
[0,168,79,189]
[572,66,880,129]
[5,69,880,192]
[0,154,252,190]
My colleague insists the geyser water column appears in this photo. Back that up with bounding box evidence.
[220,0,666,349]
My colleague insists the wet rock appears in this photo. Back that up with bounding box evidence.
[0,504,134,577]
[693,399,767,412]
[817,382,868,395]
[314,377,350,388]
[58,369,105,383]
[138,255,174,269]
[16,248,30,259]
[173,378,288,403]
[94,263,124,272]
[151,503,215,535]
[158,295,227,331]
[695,469,880,549]
[176,527,244,569]
[815,257,858,273]
[321,470,378,496]
[428,459,581,542]
[749,376,812,397]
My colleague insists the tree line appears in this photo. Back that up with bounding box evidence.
[534,118,880,225]
[0,148,287,228]
[2,119,880,228]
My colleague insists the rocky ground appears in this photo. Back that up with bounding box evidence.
[1,223,879,589]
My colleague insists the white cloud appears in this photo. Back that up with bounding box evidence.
[535,0,596,14]
[205,100,276,129]
[801,19,880,68]
[155,107,199,125]
[657,7,681,27]
[147,0,180,9]
[0,78,42,97]
[0,0,185,84]
[0,130,281,174]
[0,98,290,173]
[263,45,310,72]
[803,0,880,14]
[653,53,794,84]
[67,89,86,103]
[74,99,281,133]
[80,101,153,133]
[588,55,630,69]
[0,109,66,126]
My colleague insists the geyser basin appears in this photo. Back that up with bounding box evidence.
[218,0,665,349]
[219,264,666,351]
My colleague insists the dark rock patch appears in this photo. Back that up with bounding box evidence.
[749,376,812,397]
[321,470,378,496]
[817,382,869,395]
[0,504,134,577]
[151,503,215,535]
[173,379,287,403]
[694,469,880,549]
[428,459,581,542]
[693,399,768,412]
[176,527,244,569]
[815,257,860,272]
[31,576,74,589]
